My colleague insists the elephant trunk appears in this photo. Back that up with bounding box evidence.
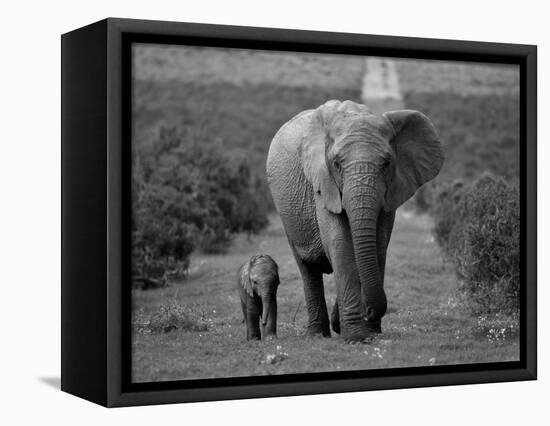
[261,302,270,326]
[344,166,387,326]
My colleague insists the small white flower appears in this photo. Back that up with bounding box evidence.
[265,354,277,364]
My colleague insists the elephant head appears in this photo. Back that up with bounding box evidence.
[302,100,444,328]
[240,254,280,338]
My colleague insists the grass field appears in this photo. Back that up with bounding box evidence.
[131,212,519,382]
[134,44,365,88]
[394,59,519,96]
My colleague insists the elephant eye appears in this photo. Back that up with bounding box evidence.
[333,160,341,170]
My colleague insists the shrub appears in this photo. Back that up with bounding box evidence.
[133,302,209,333]
[430,179,466,249]
[131,179,197,289]
[451,174,519,313]
[432,173,519,314]
[134,81,363,212]
[131,127,269,286]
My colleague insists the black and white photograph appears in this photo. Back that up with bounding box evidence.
[4,0,547,421]
[130,43,521,383]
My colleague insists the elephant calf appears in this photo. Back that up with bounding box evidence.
[237,254,280,341]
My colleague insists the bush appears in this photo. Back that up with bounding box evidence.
[430,179,466,248]
[431,174,519,314]
[131,179,197,289]
[133,302,209,334]
[134,81,363,212]
[131,127,269,287]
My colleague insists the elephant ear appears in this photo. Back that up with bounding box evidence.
[301,109,342,214]
[273,264,281,286]
[240,258,255,297]
[383,110,444,211]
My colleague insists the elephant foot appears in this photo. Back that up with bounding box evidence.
[247,335,261,341]
[341,329,371,343]
[341,320,382,342]
[365,319,382,333]
[246,331,262,341]
[306,323,331,338]
[332,304,382,335]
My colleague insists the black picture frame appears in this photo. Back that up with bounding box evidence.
[61,17,537,407]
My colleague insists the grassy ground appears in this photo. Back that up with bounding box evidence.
[131,211,519,383]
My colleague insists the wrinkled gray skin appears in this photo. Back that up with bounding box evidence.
[267,100,443,342]
[237,254,280,340]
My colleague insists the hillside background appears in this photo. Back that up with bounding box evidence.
[133,44,519,186]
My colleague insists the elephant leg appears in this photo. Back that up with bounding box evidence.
[330,302,340,334]
[245,295,262,341]
[240,300,247,324]
[332,259,367,341]
[292,250,330,337]
[313,209,367,340]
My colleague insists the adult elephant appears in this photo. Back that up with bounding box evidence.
[266,100,444,342]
